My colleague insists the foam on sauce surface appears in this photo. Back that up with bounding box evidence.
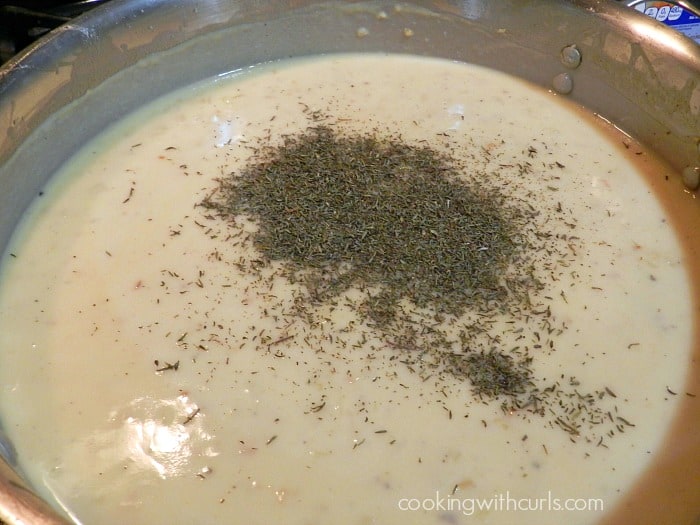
[0,54,697,524]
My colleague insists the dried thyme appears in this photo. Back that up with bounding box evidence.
[448,350,532,398]
[203,125,538,323]
[200,121,630,442]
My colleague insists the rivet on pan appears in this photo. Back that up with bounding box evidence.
[560,44,582,69]
[682,166,700,191]
[552,73,573,95]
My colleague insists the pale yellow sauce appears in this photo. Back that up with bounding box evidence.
[0,54,694,525]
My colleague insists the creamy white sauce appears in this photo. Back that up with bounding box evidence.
[0,54,694,525]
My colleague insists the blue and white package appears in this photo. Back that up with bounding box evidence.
[633,2,700,44]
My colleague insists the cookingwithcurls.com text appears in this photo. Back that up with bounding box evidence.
[397,490,604,516]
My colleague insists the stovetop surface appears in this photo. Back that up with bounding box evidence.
[0,0,109,64]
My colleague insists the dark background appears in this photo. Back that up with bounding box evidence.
[0,0,109,63]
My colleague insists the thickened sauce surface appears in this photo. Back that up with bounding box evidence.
[0,54,698,525]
